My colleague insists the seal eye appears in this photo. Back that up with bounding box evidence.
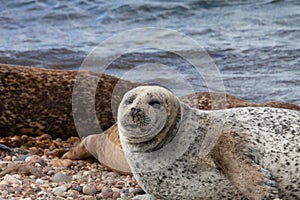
[126,95,135,105]
[149,99,161,109]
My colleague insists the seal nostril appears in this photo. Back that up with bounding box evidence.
[131,107,142,115]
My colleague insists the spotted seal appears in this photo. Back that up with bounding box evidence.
[117,86,300,199]
[63,91,300,175]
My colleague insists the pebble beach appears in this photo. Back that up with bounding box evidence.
[0,134,154,200]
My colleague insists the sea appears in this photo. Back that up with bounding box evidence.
[0,0,299,104]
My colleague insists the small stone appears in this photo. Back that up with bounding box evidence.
[131,188,145,195]
[3,174,22,185]
[120,194,130,200]
[72,185,83,192]
[34,186,42,192]
[25,156,32,162]
[52,186,68,196]
[83,171,92,176]
[123,189,130,194]
[67,189,79,197]
[82,185,97,195]
[116,181,125,188]
[100,186,113,198]
[33,155,47,166]
[47,170,56,176]
[0,180,8,186]
[101,186,113,193]
[132,194,156,200]
[83,196,97,200]
[112,191,121,198]
[14,154,31,161]
[72,174,83,180]
[112,187,121,193]
[52,172,72,183]
[51,159,73,168]
[3,155,12,161]
[35,179,44,184]
[107,171,119,178]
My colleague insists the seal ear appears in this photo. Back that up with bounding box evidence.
[210,131,279,200]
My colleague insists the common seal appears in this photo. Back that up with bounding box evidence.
[63,92,300,175]
[117,86,300,199]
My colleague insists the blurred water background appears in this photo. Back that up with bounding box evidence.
[0,0,299,104]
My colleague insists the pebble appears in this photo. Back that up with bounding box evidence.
[72,185,83,192]
[67,189,80,197]
[131,188,145,195]
[120,194,130,200]
[83,171,92,176]
[113,191,121,198]
[51,159,73,168]
[83,196,97,200]
[52,186,68,196]
[3,155,12,161]
[52,172,72,183]
[47,170,56,176]
[3,174,22,185]
[100,186,113,198]
[112,187,121,193]
[101,186,113,193]
[82,184,97,195]
[72,174,83,180]
[0,135,143,200]
[132,194,156,200]
[14,154,31,161]
[35,179,44,184]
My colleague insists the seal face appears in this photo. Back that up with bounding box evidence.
[118,86,181,152]
[118,86,300,200]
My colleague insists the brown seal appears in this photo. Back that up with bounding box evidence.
[1,63,299,139]
[0,63,139,139]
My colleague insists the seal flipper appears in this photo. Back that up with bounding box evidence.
[210,131,279,200]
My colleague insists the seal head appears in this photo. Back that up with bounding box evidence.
[118,86,180,152]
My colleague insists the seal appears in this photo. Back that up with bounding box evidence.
[117,86,300,199]
[1,63,300,139]
[0,63,140,138]
[63,91,300,175]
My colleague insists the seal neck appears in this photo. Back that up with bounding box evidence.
[150,103,182,152]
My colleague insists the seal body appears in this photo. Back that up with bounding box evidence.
[118,86,300,200]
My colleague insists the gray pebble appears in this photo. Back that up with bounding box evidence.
[101,186,113,193]
[52,186,67,196]
[72,185,83,192]
[82,185,97,195]
[14,154,31,161]
[52,172,72,183]
[72,174,83,180]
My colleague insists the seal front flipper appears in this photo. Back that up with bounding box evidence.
[210,131,279,200]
